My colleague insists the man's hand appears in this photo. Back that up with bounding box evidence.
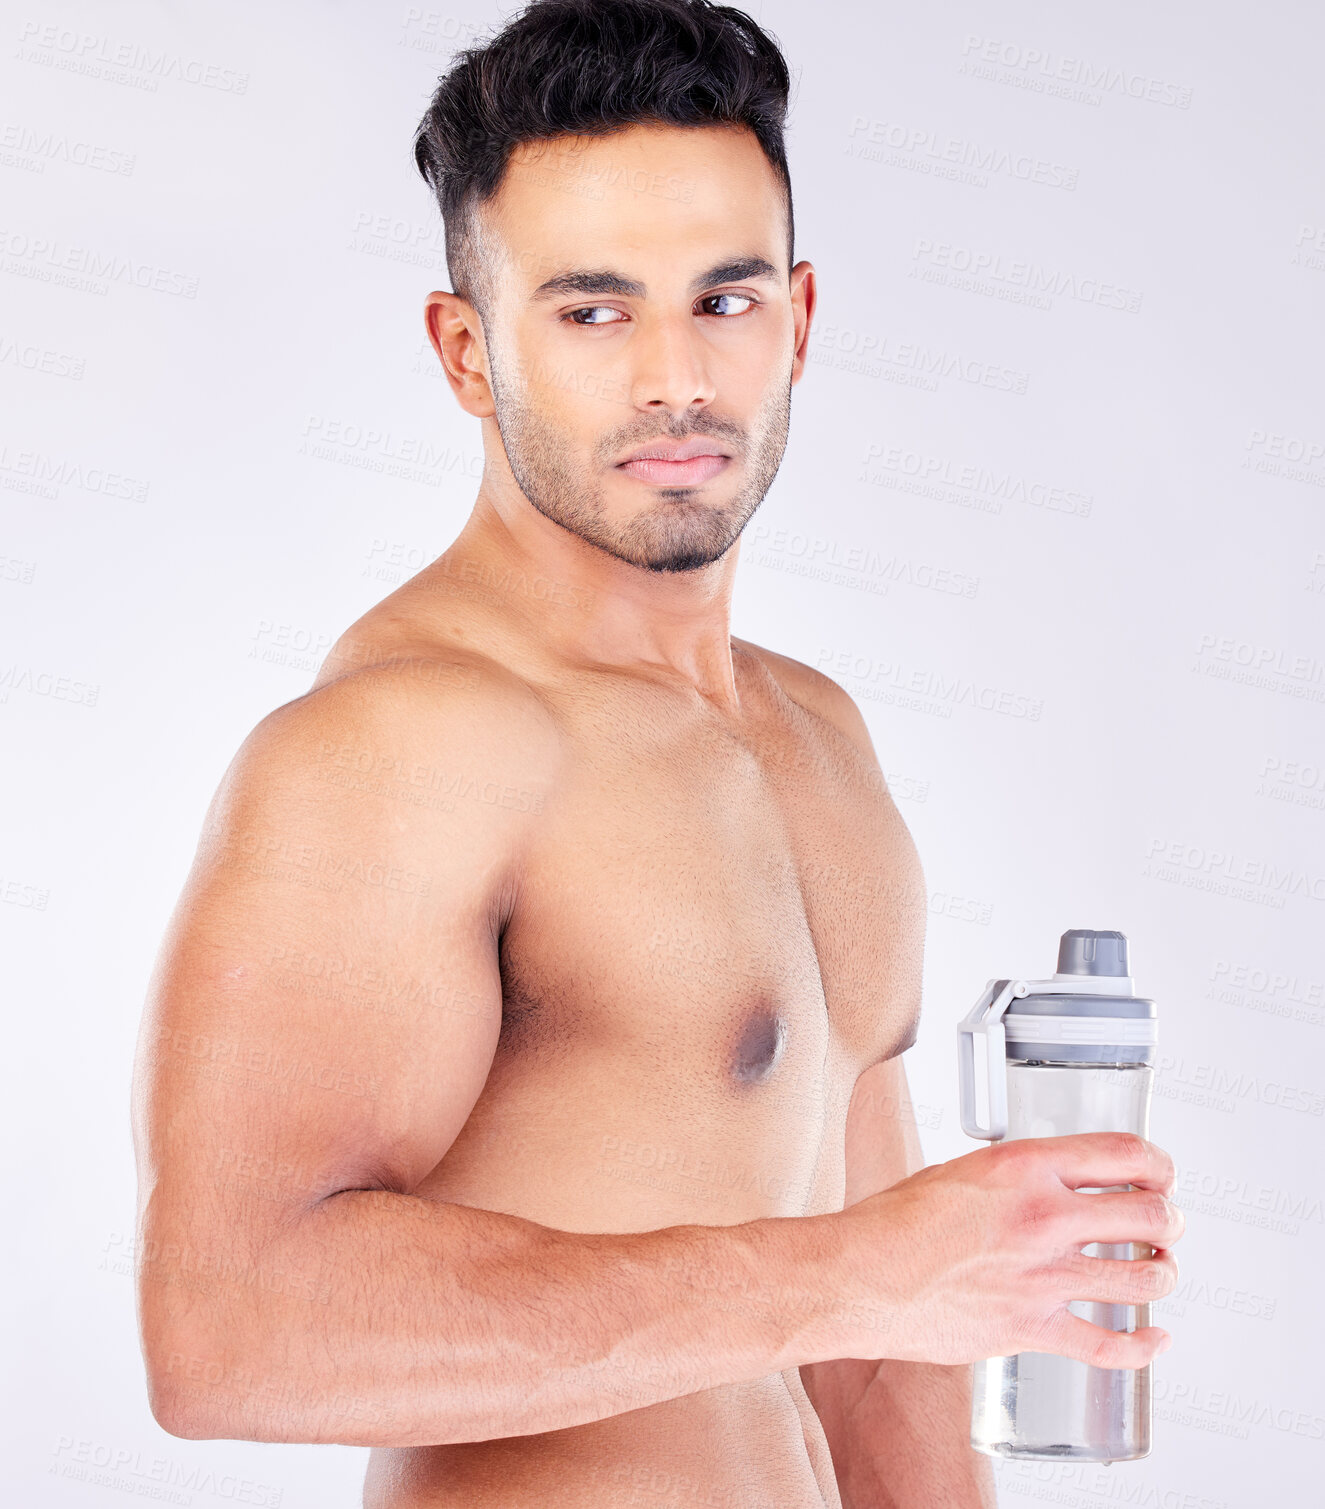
[832,1132,1183,1368]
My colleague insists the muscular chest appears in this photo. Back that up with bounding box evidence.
[421,667,926,1227]
[498,673,926,1087]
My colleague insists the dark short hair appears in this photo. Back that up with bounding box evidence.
[412,0,794,318]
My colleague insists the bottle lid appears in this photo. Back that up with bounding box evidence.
[1005,929,1155,1064]
[1057,928,1129,977]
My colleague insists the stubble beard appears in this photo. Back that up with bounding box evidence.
[487,349,793,574]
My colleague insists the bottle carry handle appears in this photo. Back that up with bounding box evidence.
[957,979,1024,1140]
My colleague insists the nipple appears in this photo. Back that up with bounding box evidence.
[730,1008,787,1084]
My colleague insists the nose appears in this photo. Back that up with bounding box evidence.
[627,312,717,415]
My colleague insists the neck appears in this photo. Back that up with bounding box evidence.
[426,475,743,710]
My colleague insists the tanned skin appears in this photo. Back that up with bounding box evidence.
[132,123,1183,1508]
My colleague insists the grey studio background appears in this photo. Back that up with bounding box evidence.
[2,0,1321,1504]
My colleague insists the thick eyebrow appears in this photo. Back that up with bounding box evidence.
[690,257,779,294]
[531,269,646,301]
[530,255,779,303]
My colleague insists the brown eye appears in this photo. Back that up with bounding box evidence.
[699,293,756,316]
[566,306,625,324]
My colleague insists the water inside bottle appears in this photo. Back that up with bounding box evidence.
[970,1061,1154,1463]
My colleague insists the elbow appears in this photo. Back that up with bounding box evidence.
[149,1400,215,1442]
[140,1310,266,1442]
[144,1352,229,1441]
[139,1280,219,1437]
[133,1209,303,1441]
[141,1325,368,1446]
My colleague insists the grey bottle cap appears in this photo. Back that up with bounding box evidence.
[1005,929,1155,1065]
[1056,928,1129,977]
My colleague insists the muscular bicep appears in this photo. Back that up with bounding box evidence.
[132,667,556,1250]
[841,1053,927,1208]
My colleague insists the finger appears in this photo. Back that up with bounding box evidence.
[1062,1188,1185,1247]
[1058,1249,1178,1307]
[1032,1311,1171,1370]
[1010,1132,1176,1195]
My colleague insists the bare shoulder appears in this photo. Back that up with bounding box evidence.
[735,637,878,763]
[270,612,563,771]
[204,625,565,908]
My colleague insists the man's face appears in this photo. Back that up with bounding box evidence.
[473,124,811,573]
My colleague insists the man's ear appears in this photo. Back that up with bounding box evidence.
[788,260,817,387]
[424,291,495,418]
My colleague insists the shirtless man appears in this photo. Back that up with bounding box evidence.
[130,2,1184,1505]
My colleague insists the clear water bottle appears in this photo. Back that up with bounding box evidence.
[956,929,1159,1463]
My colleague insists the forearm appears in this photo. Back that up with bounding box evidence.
[801,1356,997,1509]
[144,1190,855,1447]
